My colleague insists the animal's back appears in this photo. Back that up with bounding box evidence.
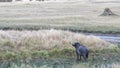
[79,46,88,55]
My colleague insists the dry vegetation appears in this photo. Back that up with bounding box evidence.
[0,1,120,67]
[0,2,120,33]
[0,29,118,60]
[0,29,117,52]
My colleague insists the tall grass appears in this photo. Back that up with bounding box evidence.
[0,29,118,60]
[0,29,117,51]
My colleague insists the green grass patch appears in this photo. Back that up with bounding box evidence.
[0,48,120,68]
[0,48,119,61]
[0,17,120,34]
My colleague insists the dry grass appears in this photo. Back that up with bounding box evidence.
[0,2,120,33]
[0,29,117,53]
[0,29,119,67]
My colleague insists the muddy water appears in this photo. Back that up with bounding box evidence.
[83,33,120,44]
[97,35,120,44]
[96,35,120,48]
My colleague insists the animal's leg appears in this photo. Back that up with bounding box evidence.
[80,55,81,60]
[76,53,79,61]
[86,52,89,59]
[76,51,79,61]
[83,54,87,61]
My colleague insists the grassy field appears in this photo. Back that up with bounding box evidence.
[0,29,119,68]
[0,2,120,68]
[0,30,118,59]
[0,29,119,59]
[1,59,120,68]
[0,2,120,33]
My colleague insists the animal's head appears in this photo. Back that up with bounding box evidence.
[72,42,81,48]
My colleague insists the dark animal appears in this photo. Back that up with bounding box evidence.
[72,42,89,61]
